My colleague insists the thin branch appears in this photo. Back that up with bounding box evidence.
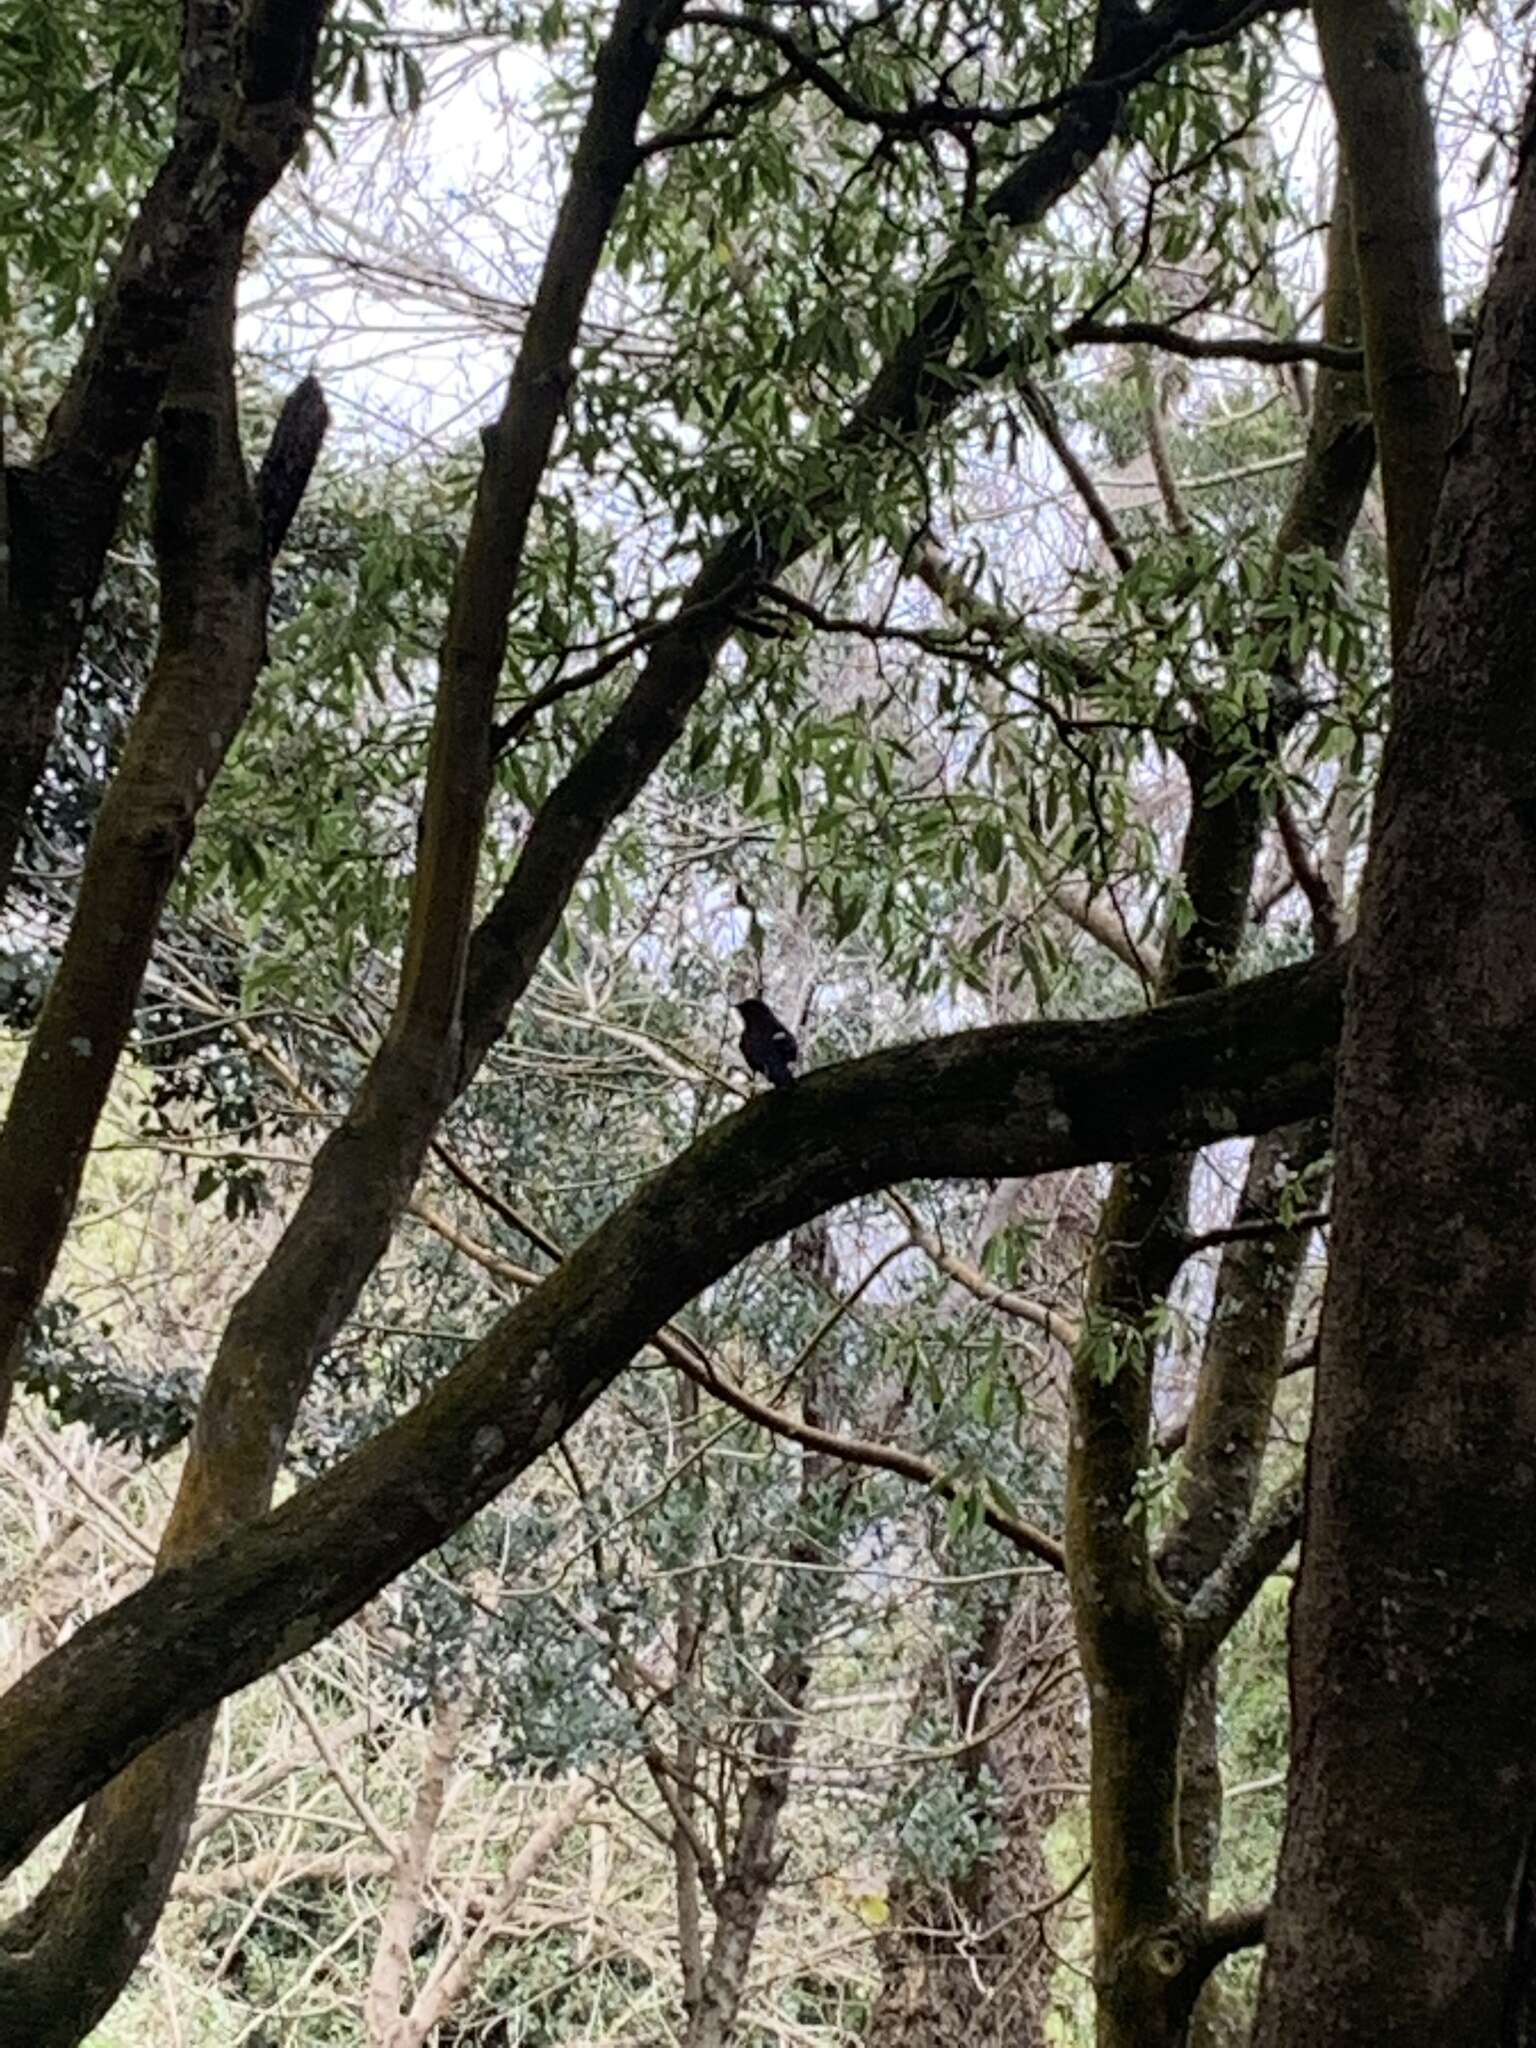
[1020,377,1135,572]
[186,1710,375,1852]
[433,1145,1066,1563]
[364,1690,471,2044]
[667,1328,1065,1570]
[1156,1341,1316,1457]
[678,0,1293,148]
[402,1776,597,2044]
[277,1670,393,1859]
[906,543,1112,699]
[1135,352,1195,538]
[489,588,750,757]
[1049,880,1157,985]
[1275,793,1342,952]
[1184,1472,1305,1664]
[1180,1208,1329,1258]
[886,1186,1083,1352]
[176,1847,395,1901]
[1063,316,1363,370]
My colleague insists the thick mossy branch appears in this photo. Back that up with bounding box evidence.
[0,948,1343,1877]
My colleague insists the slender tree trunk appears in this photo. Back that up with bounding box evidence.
[1064,167,1371,2048]
[863,1168,1090,2048]
[1162,1120,1330,2048]
[1312,0,1459,654]
[681,1371,837,2048]
[1252,81,1536,2048]
[0,295,325,1422]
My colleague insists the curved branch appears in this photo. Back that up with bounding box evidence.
[676,0,1289,144]
[1178,1206,1328,1259]
[0,946,1343,1877]
[663,1328,1066,1569]
[1186,1900,1268,1995]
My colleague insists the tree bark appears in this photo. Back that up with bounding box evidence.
[0,0,328,905]
[0,303,325,1421]
[1312,0,1459,656]
[1251,84,1536,2048]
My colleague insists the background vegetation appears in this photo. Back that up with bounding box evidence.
[0,1,1529,2042]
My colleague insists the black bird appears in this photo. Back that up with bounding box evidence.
[734,998,799,1088]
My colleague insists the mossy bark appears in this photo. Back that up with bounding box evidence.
[1254,73,1536,2046]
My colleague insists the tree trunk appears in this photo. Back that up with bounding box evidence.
[1252,84,1536,2046]
[1311,0,1458,654]
[683,1387,844,2048]
[1064,163,1371,2048]
[0,0,327,908]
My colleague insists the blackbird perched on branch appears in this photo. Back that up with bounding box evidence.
[734,998,799,1088]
